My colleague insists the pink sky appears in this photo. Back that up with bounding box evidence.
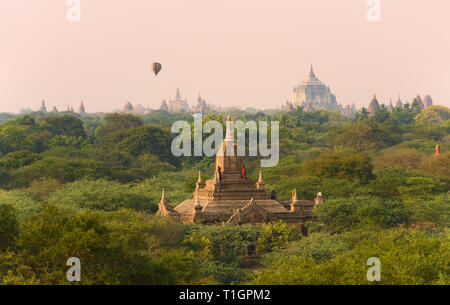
[0,0,449,113]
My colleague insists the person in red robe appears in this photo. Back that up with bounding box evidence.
[217,166,222,180]
[241,165,246,179]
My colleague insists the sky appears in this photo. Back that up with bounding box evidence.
[0,0,449,113]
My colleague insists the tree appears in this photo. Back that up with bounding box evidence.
[49,135,90,150]
[104,125,179,167]
[355,108,369,121]
[301,153,375,184]
[314,196,409,233]
[257,221,301,253]
[415,106,450,125]
[47,178,157,213]
[95,113,143,143]
[40,115,86,138]
[0,151,41,170]
[0,204,18,251]
[329,121,394,151]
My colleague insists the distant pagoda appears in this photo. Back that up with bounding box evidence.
[78,101,86,115]
[40,100,47,113]
[368,94,380,116]
[291,65,339,112]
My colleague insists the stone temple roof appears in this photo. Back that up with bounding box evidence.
[160,115,316,225]
[294,65,327,90]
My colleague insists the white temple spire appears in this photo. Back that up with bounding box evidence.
[224,115,233,141]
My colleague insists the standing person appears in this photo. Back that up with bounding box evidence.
[241,165,246,179]
[217,166,222,180]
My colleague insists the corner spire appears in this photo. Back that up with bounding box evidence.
[292,189,298,201]
[225,115,233,141]
[194,188,202,209]
[256,169,264,190]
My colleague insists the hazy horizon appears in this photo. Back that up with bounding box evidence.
[1,0,449,113]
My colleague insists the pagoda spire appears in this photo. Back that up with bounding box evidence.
[176,86,181,100]
[309,64,315,78]
[257,169,265,190]
[158,188,176,216]
[224,115,233,141]
[292,189,298,201]
[194,188,201,207]
[40,100,47,113]
[196,170,205,189]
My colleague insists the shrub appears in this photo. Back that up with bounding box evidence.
[257,221,302,253]
[6,157,110,188]
[301,153,375,184]
[409,193,450,227]
[418,151,450,178]
[373,149,425,171]
[314,196,410,233]
[0,151,41,170]
[249,229,449,285]
[0,204,18,251]
[47,179,157,212]
[0,190,40,221]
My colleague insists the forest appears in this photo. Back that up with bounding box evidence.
[0,104,448,285]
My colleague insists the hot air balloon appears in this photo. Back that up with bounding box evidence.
[151,62,162,77]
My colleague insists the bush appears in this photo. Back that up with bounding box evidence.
[397,176,448,199]
[249,229,449,285]
[263,232,349,263]
[49,135,90,149]
[257,221,302,253]
[40,115,86,138]
[47,179,157,212]
[314,196,410,233]
[415,106,450,125]
[186,224,260,264]
[409,193,450,227]
[0,151,41,170]
[5,157,111,188]
[418,151,450,178]
[373,149,425,171]
[104,125,179,167]
[0,190,40,221]
[301,153,375,184]
[0,204,18,251]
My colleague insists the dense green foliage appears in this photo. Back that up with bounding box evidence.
[0,106,449,284]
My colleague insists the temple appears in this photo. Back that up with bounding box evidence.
[158,116,319,228]
[291,65,339,112]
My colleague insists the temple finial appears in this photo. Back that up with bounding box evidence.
[225,115,233,141]
[194,188,202,209]
[197,170,202,183]
[258,169,263,183]
[292,189,298,201]
[309,64,315,78]
[161,188,165,200]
